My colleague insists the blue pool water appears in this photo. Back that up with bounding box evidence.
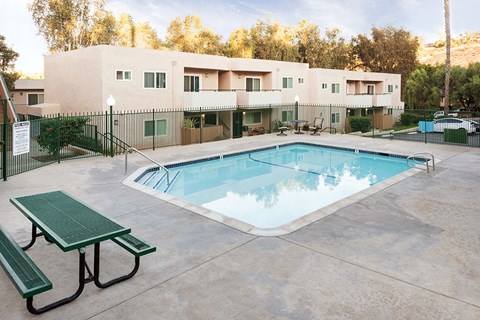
[135,143,411,229]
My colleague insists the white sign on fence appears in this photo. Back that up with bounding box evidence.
[13,121,30,156]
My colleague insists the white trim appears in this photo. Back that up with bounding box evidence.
[143,71,167,89]
[282,76,294,89]
[115,70,132,81]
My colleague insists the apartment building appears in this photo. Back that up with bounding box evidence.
[16,45,404,144]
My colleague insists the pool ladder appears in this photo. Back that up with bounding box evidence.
[125,147,170,185]
[406,152,435,173]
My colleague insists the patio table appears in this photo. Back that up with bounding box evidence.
[9,190,132,314]
[289,120,308,134]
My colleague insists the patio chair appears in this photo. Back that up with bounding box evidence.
[309,117,324,135]
[277,122,289,136]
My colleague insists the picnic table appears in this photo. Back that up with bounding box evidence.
[1,190,155,314]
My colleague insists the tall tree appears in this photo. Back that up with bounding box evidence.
[225,28,253,58]
[165,15,224,55]
[353,26,419,97]
[250,19,298,62]
[29,0,115,52]
[0,35,20,91]
[116,13,135,47]
[444,0,451,111]
[133,22,164,49]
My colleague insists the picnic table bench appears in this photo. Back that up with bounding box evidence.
[0,190,156,314]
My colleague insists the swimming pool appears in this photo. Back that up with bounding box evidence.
[126,143,417,235]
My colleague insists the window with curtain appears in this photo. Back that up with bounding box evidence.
[144,119,167,137]
[331,83,340,93]
[28,94,44,105]
[281,110,293,122]
[282,77,293,89]
[246,78,260,92]
[184,75,200,92]
[331,112,340,124]
[245,111,262,124]
[144,72,166,88]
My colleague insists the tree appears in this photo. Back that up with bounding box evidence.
[133,22,164,49]
[404,66,441,109]
[225,28,253,58]
[250,19,298,62]
[29,0,116,52]
[444,0,451,111]
[353,26,419,97]
[165,15,224,55]
[0,35,20,91]
[116,13,135,47]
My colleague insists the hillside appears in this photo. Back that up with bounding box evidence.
[418,43,480,67]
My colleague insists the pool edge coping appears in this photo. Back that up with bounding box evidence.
[122,142,434,236]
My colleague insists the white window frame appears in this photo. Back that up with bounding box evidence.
[367,85,375,95]
[331,83,340,93]
[322,83,328,89]
[387,84,394,93]
[144,119,167,137]
[246,77,261,92]
[144,71,167,89]
[244,111,262,125]
[116,70,132,81]
[282,77,294,89]
[27,93,44,105]
[331,112,340,124]
[184,74,201,92]
[298,78,304,84]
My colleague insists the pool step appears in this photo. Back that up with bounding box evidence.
[143,171,167,188]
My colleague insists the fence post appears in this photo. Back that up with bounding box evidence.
[57,113,61,163]
[104,111,108,156]
[424,108,427,144]
[200,107,203,144]
[152,109,155,150]
[1,99,7,181]
[372,108,375,139]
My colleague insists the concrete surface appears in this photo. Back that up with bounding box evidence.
[1,133,479,319]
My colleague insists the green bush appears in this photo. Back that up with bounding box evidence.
[400,113,429,125]
[349,117,371,133]
[37,117,90,156]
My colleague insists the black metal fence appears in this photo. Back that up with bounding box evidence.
[2,104,479,180]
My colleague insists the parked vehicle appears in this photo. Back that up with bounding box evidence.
[433,118,476,133]
[434,110,458,118]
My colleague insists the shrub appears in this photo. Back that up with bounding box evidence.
[400,113,422,126]
[349,116,371,133]
[37,117,90,156]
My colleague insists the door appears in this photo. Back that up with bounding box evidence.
[232,112,243,139]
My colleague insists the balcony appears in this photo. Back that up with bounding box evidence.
[183,91,237,109]
[237,91,282,107]
[373,94,393,107]
[345,94,373,107]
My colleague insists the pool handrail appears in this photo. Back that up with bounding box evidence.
[125,147,170,185]
[407,152,435,173]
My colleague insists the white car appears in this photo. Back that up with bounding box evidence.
[433,118,476,133]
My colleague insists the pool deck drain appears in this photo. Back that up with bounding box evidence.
[1,134,480,319]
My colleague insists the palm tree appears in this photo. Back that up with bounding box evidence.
[444,0,451,111]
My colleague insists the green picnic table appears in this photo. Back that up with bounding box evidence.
[1,190,155,314]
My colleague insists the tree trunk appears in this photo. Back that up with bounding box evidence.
[444,0,451,111]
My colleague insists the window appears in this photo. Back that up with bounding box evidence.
[387,108,393,115]
[322,83,328,89]
[116,70,132,81]
[331,83,340,93]
[184,75,200,92]
[281,110,293,122]
[204,113,217,125]
[144,119,167,137]
[282,77,293,89]
[28,94,44,106]
[245,111,262,125]
[331,112,340,124]
[367,85,375,95]
[144,72,166,89]
[387,84,394,93]
[246,78,260,92]
[298,78,304,84]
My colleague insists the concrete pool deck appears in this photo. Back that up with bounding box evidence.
[1,133,479,319]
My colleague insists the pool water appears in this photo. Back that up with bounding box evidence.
[135,143,412,230]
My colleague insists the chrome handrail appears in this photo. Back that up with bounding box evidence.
[407,152,435,173]
[125,147,170,184]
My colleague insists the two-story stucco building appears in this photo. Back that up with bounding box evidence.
[16,45,404,145]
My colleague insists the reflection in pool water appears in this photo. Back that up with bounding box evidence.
[138,144,410,229]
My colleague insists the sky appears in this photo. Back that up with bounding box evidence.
[0,0,479,74]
